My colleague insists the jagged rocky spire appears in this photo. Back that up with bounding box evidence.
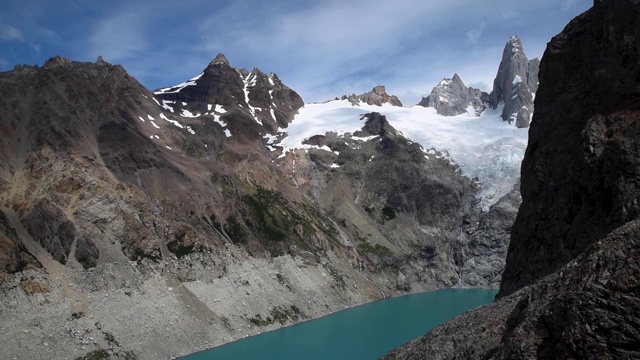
[417,73,487,116]
[417,35,539,126]
[489,35,539,128]
[209,53,230,66]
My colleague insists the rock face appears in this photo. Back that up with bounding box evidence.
[489,35,539,128]
[340,85,403,106]
[417,74,488,116]
[499,0,640,297]
[384,1,640,358]
[418,36,538,126]
[154,53,304,132]
[22,199,99,269]
[458,184,520,289]
[303,112,485,289]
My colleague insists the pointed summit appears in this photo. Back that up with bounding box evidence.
[154,55,303,132]
[418,74,487,116]
[209,53,229,66]
[352,86,403,107]
[507,35,523,51]
[488,35,539,128]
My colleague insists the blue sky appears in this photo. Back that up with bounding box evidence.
[0,0,591,105]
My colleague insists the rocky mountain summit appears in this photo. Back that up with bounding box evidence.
[338,85,403,107]
[419,35,538,128]
[417,73,488,116]
[154,52,303,134]
[488,35,539,128]
[384,1,640,358]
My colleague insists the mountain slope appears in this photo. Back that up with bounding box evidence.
[278,100,527,209]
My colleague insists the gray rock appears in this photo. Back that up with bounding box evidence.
[22,199,99,269]
[340,86,403,107]
[383,219,640,360]
[488,36,539,128]
[155,53,304,133]
[417,74,488,116]
[458,183,520,288]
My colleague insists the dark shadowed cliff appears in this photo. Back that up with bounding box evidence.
[383,0,640,358]
[500,0,640,297]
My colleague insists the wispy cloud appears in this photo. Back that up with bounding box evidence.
[0,0,592,105]
[0,22,25,42]
[562,0,578,10]
[87,10,148,62]
[0,21,41,52]
[466,22,488,45]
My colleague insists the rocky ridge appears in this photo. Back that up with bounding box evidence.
[417,73,488,116]
[384,1,640,358]
[418,36,538,128]
[488,35,539,128]
[154,52,304,135]
[339,85,403,107]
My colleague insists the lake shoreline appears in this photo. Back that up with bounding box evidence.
[178,288,497,359]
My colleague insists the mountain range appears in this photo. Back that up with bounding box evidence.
[418,35,539,128]
[0,33,532,359]
[2,1,638,359]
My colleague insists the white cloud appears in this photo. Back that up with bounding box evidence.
[87,11,148,61]
[70,0,591,106]
[562,0,578,10]
[0,22,25,42]
[191,0,481,103]
[466,22,487,45]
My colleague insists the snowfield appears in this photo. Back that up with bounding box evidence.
[279,100,529,209]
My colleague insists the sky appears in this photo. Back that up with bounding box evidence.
[0,0,592,105]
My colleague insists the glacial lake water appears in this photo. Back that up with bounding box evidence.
[181,288,496,360]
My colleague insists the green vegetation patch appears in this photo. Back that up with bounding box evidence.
[382,206,396,220]
[248,305,307,327]
[224,216,247,244]
[216,151,241,164]
[241,187,317,250]
[74,349,110,360]
[358,242,392,257]
[166,231,195,258]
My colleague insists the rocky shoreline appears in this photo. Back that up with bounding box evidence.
[2,234,459,360]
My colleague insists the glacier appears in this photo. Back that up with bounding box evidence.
[278,99,528,209]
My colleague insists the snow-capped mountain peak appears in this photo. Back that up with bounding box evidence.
[152,54,303,136]
[337,85,403,107]
[273,99,527,209]
[417,73,487,116]
[489,35,539,128]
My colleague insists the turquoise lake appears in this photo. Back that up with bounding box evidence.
[181,288,496,360]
